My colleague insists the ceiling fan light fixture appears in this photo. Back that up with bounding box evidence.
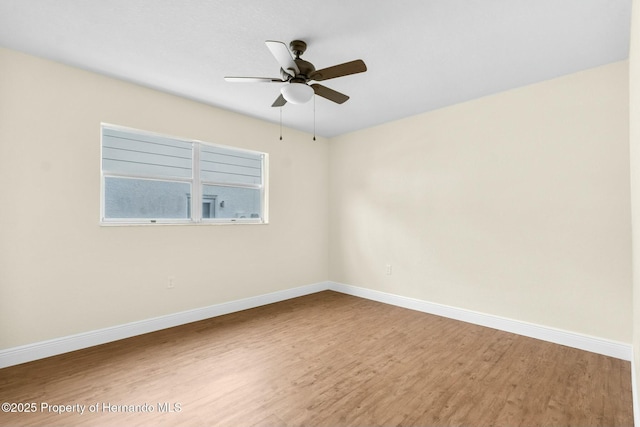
[281,82,314,104]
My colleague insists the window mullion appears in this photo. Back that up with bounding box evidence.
[192,142,201,223]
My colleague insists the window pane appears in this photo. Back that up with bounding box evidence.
[202,185,261,219]
[104,177,190,219]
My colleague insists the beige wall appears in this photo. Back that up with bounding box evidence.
[329,61,632,343]
[0,48,329,349]
[630,0,640,417]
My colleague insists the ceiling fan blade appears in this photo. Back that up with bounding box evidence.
[224,76,284,83]
[265,40,300,77]
[311,59,367,81]
[311,84,349,104]
[271,94,287,107]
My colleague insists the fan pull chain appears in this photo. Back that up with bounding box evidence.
[313,96,316,141]
[279,107,283,140]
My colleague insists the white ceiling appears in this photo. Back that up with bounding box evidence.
[0,0,632,138]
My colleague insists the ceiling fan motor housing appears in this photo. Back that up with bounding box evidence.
[285,41,315,81]
[293,59,315,81]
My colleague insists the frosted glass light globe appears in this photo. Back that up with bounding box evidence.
[281,83,314,104]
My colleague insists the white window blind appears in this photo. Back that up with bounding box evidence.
[199,145,262,186]
[102,128,193,179]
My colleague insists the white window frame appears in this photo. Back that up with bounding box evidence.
[100,123,268,225]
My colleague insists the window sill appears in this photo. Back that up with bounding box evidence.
[99,219,268,226]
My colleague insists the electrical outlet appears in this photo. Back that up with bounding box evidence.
[167,276,175,289]
[385,264,393,275]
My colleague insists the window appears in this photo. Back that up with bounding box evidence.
[101,124,267,224]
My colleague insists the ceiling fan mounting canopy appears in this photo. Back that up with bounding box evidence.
[224,39,367,107]
[289,40,307,57]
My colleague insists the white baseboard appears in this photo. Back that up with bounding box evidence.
[328,282,633,361]
[0,281,330,369]
[633,353,640,426]
[1,280,632,369]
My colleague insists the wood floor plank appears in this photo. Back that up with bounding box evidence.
[0,291,633,426]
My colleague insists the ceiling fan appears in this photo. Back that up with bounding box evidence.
[225,40,367,107]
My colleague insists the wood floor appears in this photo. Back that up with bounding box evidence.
[0,291,633,426]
